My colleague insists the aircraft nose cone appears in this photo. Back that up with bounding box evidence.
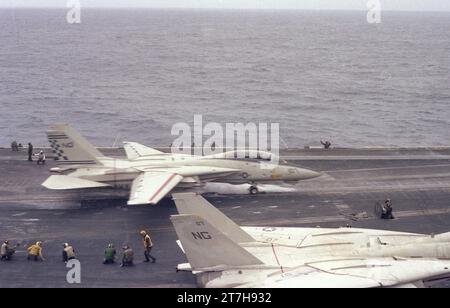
[297,168,321,179]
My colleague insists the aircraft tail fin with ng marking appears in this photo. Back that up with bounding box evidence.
[170,214,263,271]
[172,193,255,243]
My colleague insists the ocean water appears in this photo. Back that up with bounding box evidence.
[0,9,449,147]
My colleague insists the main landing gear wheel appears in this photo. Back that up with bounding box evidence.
[249,186,258,195]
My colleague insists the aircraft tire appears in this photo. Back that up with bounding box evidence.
[249,186,258,195]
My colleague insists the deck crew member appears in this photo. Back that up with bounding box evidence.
[27,143,33,161]
[1,241,17,261]
[11,141,18,152]
[120,245,134,267]
[103,244,117,264]
[140,230,156,263]
[36,151,46,165]
[320,140,331,149]
[62,243,76,263]
[382,199,395,219]
[27,241,44,261]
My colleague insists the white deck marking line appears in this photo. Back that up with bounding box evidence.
[284,155,450,160]
[324,164,450,173]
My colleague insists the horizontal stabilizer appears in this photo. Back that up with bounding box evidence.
[123,142,164,160]
[42,175,111,190]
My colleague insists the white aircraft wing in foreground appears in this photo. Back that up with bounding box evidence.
[127,166,240,205]
[128,172,183,205]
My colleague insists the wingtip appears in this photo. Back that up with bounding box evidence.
[127,200,156,206]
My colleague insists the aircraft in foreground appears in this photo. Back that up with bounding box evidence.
[42,124,321,205]
[171,193,450,288]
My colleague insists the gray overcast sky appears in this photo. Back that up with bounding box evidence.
[1,0,450,11]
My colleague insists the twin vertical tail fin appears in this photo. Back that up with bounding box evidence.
[47,124,104,164]
[170,214,263,271]
[172,193,255,243]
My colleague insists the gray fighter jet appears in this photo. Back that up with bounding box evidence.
[42,124,321,205]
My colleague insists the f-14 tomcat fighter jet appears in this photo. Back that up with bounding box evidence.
[171,193,450,288]
[42,124,321,205]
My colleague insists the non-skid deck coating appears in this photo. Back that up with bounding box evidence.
[0,148,449,288]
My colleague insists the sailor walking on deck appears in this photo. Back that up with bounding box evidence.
[140,230,156,263]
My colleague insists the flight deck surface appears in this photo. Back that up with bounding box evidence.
[0,147,449,288]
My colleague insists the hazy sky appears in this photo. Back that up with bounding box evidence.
[1,0,450,11]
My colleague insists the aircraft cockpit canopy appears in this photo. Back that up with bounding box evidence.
[206,150,281,163]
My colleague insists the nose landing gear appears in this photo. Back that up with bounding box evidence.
[249,185,259,195]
